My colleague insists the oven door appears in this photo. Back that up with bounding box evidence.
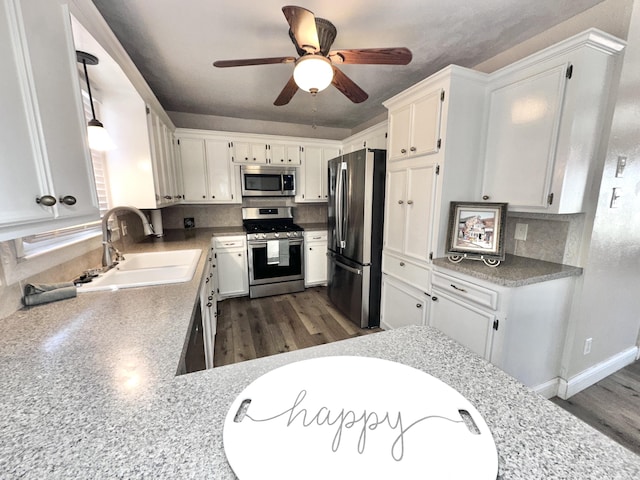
[247,238,304,285]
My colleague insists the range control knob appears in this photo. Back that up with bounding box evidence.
[286,232,292,237]
[274,232,280,238]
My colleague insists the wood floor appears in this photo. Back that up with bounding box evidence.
[213,286,381,367]
[551,360,640,456]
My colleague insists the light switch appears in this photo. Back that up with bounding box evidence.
[514,223,528,241]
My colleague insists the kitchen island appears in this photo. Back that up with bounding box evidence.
[0,231,638,479]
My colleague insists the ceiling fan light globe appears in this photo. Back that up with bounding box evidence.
[293,55,334,93]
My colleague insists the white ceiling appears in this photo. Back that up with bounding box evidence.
[90,0,606,130]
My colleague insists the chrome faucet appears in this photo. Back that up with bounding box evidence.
[101,206,154,268]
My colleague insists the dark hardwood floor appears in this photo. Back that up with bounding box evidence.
[551,360,640,456]
[213,286,382,367]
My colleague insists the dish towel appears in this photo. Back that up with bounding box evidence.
[22,282,77,307]
[279,239,290,267]
[267,240,279,265]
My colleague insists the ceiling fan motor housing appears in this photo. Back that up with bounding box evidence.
[289,17,337,56]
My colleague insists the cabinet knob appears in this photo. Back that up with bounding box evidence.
[163,195,172,200]
[431,296,438,302]
[407,200,413,205]
[482,195,490,200]
[399,262,405,266]
[208,295,213,301]
[253,157,256,161]
[206,302,212,308]
[410,146,417,152]
[237,253,241,257]
[36,195,56,206]
[416,304,422,308]
[398,200,404,204]
[59,195,77,206]
[400,148,407,154]
[309,247,313,251]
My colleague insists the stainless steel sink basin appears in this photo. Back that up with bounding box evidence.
[77,249,202,292]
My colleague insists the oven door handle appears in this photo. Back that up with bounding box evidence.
[248,239,303,246]
[329,254,362,276]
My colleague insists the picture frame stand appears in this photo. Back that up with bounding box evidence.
[447,254,502,268]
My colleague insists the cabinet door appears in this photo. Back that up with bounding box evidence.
[305,238,328,286]
[383,169,408,255]
[430,289,495,359]
[404,162,438,262]
[1,0,99,237]
[411,90,443,156]
[179,138,208,201]
[380,275,428,329]
[321,147,340,199]
[232,141,267,164]
[388,104,411,160]
[216,249,249,297]
[301,146,323,201]
[206,139,236,202]
[481,63,568,209]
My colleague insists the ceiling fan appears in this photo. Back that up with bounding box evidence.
[213,5,412,106]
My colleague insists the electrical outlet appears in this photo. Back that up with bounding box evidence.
[514,223,528,241]
[583,337,592,355]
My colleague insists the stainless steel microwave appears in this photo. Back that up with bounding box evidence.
[240,165,296,197]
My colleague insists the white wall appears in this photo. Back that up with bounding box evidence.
[561,0,640,380]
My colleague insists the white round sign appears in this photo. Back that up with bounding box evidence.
[223,356,498,479]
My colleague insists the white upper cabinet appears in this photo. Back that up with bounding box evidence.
[268,143,301,165]
[480,29,625,213]
[177,131,239,204]
[387,89,443,161]
[0,0,99,241]
[342,122,387,153]
[231,141,268,164]
[147,107,181,206]
[296,144,341,203]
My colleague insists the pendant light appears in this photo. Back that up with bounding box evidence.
[76,51,115,151]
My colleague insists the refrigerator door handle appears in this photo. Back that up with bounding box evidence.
[336,162,347,249]
[330,256,362,276]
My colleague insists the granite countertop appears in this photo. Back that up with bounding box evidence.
[433,254,583,287]
[1,232,637,479]
[299,222,327,231]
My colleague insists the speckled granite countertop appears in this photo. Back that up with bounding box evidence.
[0,233,637,479]
[433,254,583,287]
[298,222,327,231]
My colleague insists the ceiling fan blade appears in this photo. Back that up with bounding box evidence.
[331,66,368,104]
[214,57,296,68]
[328,47,412,65]
[274,76,299,106]
[282,5,320,54]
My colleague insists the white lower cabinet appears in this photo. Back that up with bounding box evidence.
[430,268,575,397]
[380,274,429,330]
[213,235,249,299]
[304,231,327,287]
[199,245,217,369]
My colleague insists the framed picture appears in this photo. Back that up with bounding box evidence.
[445,202,508,267]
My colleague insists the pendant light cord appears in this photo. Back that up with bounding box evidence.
[81,58,98,121]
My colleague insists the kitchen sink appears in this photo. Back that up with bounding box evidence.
[77,249,202,292]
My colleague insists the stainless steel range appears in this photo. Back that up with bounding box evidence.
[243,207,304,298]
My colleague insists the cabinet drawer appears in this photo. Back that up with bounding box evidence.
[305,231,327,242]
[382,254,429,292]
[432,271,498,310]
[213,236,246,249]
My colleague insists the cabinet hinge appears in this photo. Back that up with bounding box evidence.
[145,106,150,114]
[435,165,440,175]
[437,138,442,149]
[547,192,554,205]
[177,139,180,145]
[385,132,388,138]
[429,252,433,260]
[566,64,573,79]
[214,253,217,259]
[440,90,445,102]
[493,319,499,331]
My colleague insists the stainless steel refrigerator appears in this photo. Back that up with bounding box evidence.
[327,148,386,328]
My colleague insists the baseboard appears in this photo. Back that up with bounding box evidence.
[380,320,393,331]
[532,378,560,399]
[557,346,639,399]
